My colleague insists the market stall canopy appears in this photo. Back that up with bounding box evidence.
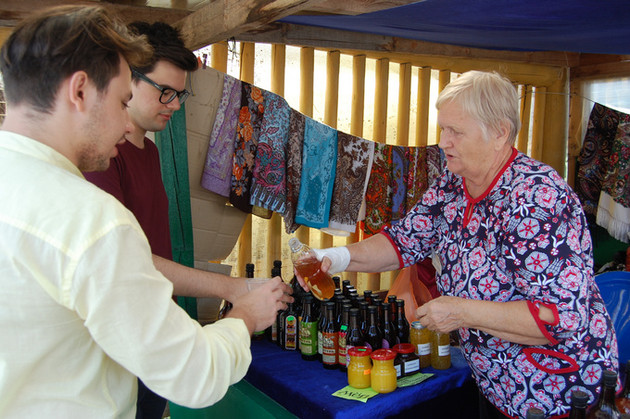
[1,0,629,55]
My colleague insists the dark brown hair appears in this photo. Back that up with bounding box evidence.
[128,21,198,74]
[0,5,153,113]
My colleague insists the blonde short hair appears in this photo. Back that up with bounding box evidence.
[436,71,521,144]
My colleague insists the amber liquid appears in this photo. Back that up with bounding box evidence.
[294,257,335,301]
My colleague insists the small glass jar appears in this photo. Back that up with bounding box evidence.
[393,343,420,377]
[430,331,451,370]
[410,321,431,368]
[370,349,398,393]
[347,346,372,389]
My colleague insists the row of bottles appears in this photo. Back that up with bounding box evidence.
[524,362,630,418]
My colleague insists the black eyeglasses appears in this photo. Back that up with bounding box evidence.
[131,69,190,105]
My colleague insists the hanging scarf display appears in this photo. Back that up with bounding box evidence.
[596,122,630,242]
[391,145,409,224]
[250,92,291,214]
[229,83,265,213]
[283,109,306,234]
[575,103,629,221]
[295,117,338,229]
[322,132,375,236]
[201,74,241,197]
[364,142,393,236]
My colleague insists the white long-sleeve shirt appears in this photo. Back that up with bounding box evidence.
[0,131,251,418]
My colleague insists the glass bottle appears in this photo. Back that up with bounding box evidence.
[365,305,383,351]
[410,321,431,368]
[363,290,373,306]
[322,301,339,369]
[332,276,341,289]
[387,295,397,323]
[526,407,545,419]
[617,360,630,414]
[317,298,330,362]
[395,299,410,344]
[370,349,398,394]
[431,331,451,369]
[219,262,256,321]
[282,302,298,351]
[344,308,365,368]
[380,302,397,349]
[300,294,318,361]
[276,306,286,348]
[570,390,589,419]
[269,260,282,343]
[342,279,352,298]
[338,303,352,372]
[587,370,620,418]
[334,293,345,328]
[288,237,335,301]
[358,300,368,336]
[372,297,383,324]
[347,346,372,389]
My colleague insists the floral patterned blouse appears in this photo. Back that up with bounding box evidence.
[383,148,618,418]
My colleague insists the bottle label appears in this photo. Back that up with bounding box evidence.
[338,330,348,364]
[322,331,338,365]
[300,321,318,355]
[395,363,402,378]
[418,343,431,356]
[317,330,323,355]
[345,345,354,367]
[404,359,420,374]
[284,315,297,350]
[438,344,450,357]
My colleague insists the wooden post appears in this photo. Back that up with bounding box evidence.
[436,69,451,144]
[210,41,228,73]
[541,69,569,177]
[517,85,532,154]
[567,80,585,188]
[416,67,431,147]
[397,63,412,146]
[531,86,547,163]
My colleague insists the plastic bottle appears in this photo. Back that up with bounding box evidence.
[300,294,318,360]
[322,301,339,369]
[570,390,589,419]
[617,360,630,414]
[288,238,336,301]
[587,370,620,418]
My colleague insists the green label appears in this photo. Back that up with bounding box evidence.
[300,321,318,355]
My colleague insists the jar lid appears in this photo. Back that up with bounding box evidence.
[393,343,415,354]
[411,321,425,329]
[348,346,372,357]
[370,348,397,361]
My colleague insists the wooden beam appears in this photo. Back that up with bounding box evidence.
[301,0,418,15]
[238,22,581,68]
[176,0,327,51]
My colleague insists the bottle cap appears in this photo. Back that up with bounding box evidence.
[570,390,588,408]
[393,343,415,354]
[370,349,397,361]
[411,321,425,329]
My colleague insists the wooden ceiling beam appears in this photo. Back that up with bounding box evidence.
[175,0,329,51]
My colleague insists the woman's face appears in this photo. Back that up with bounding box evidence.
[437,100,498,181]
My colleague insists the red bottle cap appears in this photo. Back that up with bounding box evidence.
[393,343,415,354]
[370,349,397,361]
[348,346,372,357]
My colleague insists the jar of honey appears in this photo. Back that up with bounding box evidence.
[431,331,451,370]
[370,349,397,393]
[347,346,372,389]
[393,343,420,377]
[410,321,431,368]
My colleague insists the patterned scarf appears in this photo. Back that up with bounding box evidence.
[250,92,291,214]
[295,117,338,229]
[229,83,265,213]
[201,74,241,197]
[575,103,630,221]
[364,142,393,236]
[391,145,409,224]
[283,110,306,234]
[322,132,375,236]
[596,122,630,242]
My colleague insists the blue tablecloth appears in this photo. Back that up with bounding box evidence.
[245,340,475,419]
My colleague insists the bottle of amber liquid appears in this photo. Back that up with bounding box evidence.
[365,305,383,351]
[587,370,620,418]
[288,238,335,301]
[338,303,352,372]
[570,390,589,419]
[395,299,410,344]
[322,301,339,369]
[617,360,630,414]
[431,331,451,369]
[300,294,318,361]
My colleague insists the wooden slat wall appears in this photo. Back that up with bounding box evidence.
[213,43,569,291]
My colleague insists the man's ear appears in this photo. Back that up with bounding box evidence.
[66,71,91,112]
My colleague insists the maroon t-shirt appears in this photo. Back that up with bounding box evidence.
[84,138,172,260]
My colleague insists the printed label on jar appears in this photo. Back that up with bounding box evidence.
[438,344,450,357]
[417,343,430,356]
[404,359,420,374]
[395,363,402,378]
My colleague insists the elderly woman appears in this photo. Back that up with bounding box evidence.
[302,71,618,418]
